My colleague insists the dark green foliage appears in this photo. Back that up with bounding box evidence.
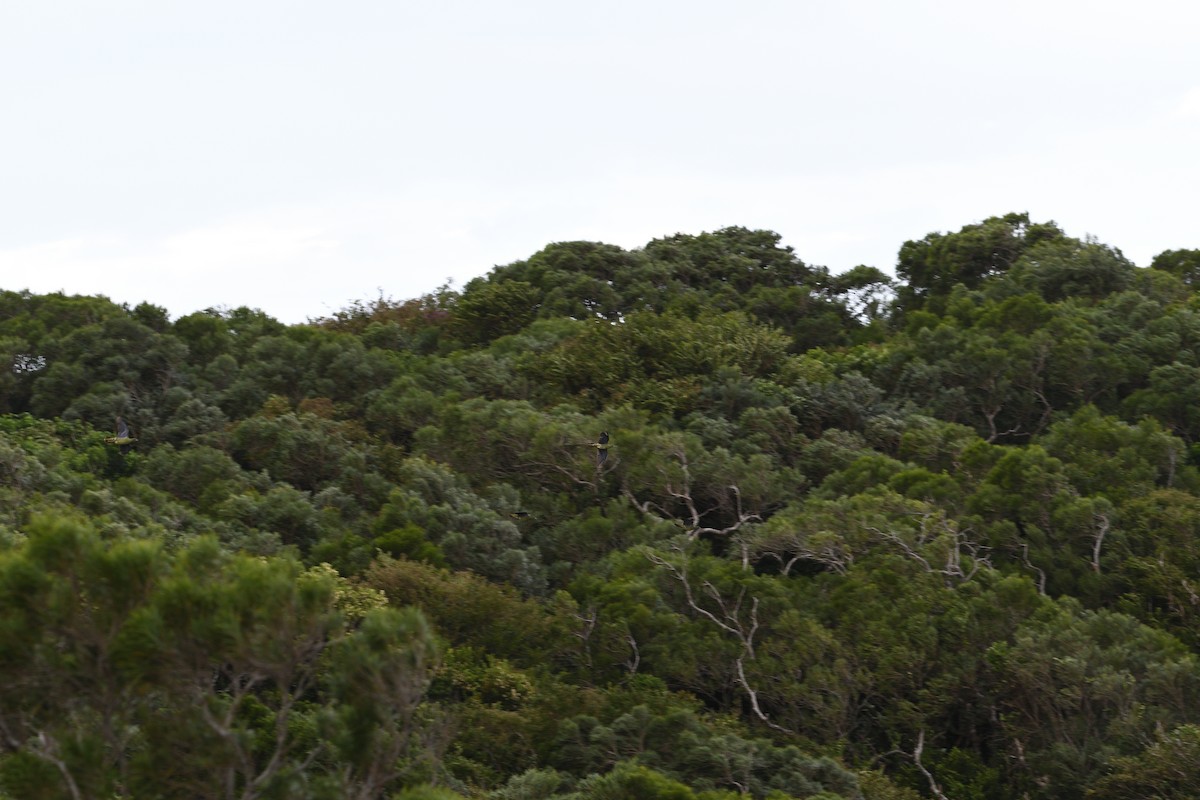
[1086,723,1200,799]
[548,704,860,798]
[1150,248,1200,287]
[987,601,1200,799]
[5,216,1200,799]
[454,280,543,345]
[896,212,1064,309]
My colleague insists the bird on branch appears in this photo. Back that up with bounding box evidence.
[592,431,610,466]
[567,431,613,468]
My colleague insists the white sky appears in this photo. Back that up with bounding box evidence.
[2,0,1198,323]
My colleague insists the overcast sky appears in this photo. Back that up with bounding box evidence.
[2,0,1198,323]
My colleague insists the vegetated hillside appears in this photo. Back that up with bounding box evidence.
[2,214,1200,799]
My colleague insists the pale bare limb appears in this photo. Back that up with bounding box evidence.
[1019,542,1048,595]
[1091,512,1110,574]
[645,548,789,733]
[912,729,950,800]
[626,446,762,540]
[29,732,84,800]
[625,632,641,675]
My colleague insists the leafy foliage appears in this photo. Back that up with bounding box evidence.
[3,215,1200,798]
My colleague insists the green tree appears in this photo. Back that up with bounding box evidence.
[1085,724,1200,799]
[372,458,546,593]
[987,601,1200,800]
[1010,237,1134,303]
[896,213,1064,310]
[0,515,444,799]
[1149,248,1200,287]
[0,515,166,800]
[452,281,543,346]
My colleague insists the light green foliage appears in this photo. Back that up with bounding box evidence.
[435,647,535,709]
[0,516,441,799]
[567,762,703,799]
[327,606,442,794]
[305,561,388,620]
[1086,723,1200,799]
[855,770,921,800]
[393,786,470,800]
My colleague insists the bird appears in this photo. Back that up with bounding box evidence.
[509,511,531,520]
[592,431,609,466]
[104,417,138,454]
[568,431,612,467]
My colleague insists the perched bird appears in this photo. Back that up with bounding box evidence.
[510,511,531,519]
[104,417,138,454]
[593,431,609,466]
[568,431,613,467]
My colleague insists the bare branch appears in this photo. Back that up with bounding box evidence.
[1019,542,1047,595]
[912,729,950,800]
[515,457,598,492]
[572,604,597,672]
[26,732,84,800]
[625,632,640,675]
[645,549,789,734]
[1091,512,1111,574]
[866,507,990,586]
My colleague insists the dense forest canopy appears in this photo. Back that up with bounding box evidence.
[3,215,1200,799]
